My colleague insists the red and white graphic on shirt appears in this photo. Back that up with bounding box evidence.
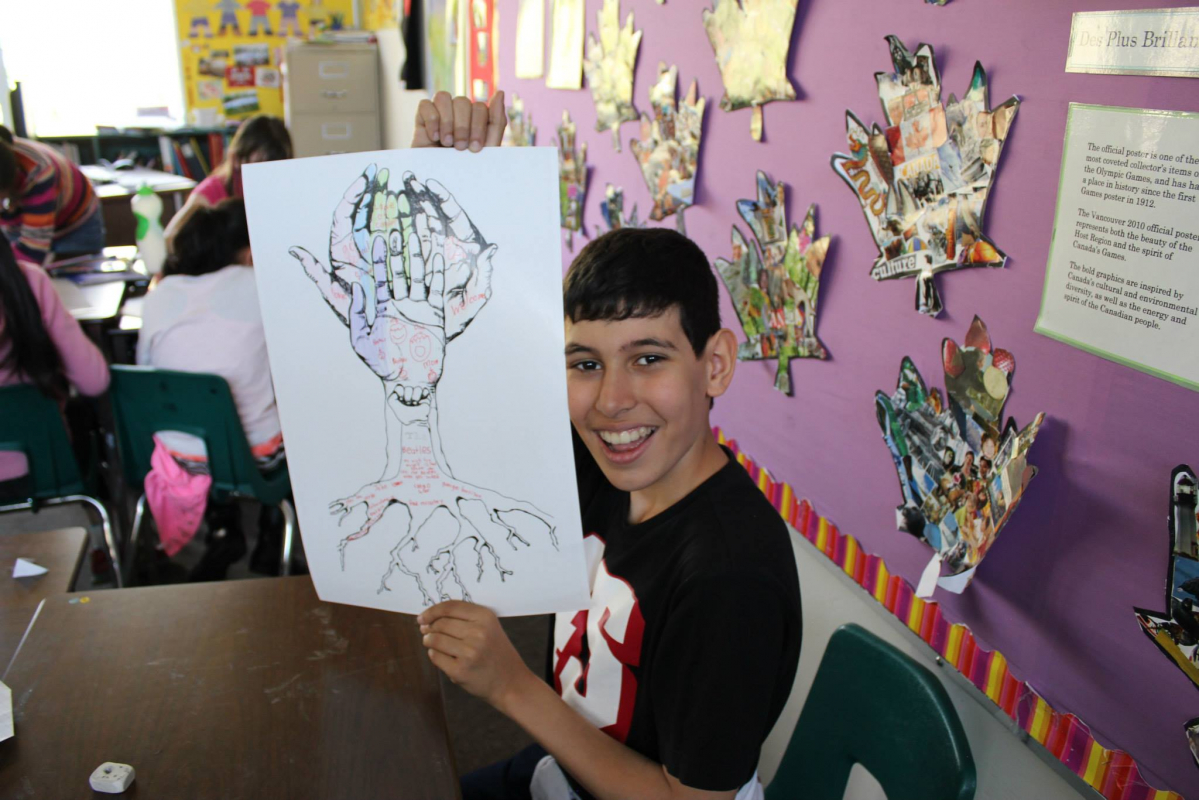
[553,533,645,743]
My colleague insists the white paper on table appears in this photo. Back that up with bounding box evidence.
[546,0,584,89]
[0,680,11,742]
[12,558,47,579]
[243,148,590,617]
[515,0,546,79]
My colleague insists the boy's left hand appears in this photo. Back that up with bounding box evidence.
[418,600,533,709]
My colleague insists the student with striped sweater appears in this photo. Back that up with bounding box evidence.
[0,125,103,265]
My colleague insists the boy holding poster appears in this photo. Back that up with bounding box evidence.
[413,93,803,800]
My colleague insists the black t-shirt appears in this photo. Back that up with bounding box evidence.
[549,435,803,795]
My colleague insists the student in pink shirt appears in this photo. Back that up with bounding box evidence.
[164,115,292,251]
[0,241,109,484]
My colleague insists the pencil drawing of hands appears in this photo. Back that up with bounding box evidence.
[288,165,557,606]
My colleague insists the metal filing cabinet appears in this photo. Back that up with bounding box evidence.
[284,42,381,157]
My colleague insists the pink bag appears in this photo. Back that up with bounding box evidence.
[144,436,212,556]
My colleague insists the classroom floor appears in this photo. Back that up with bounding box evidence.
[0,502,544,775]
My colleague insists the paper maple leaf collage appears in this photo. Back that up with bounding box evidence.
[715,171,830,395]
[583,0,642,151]
[874,317,1045,584]
[832,36,1020,317]
[630,63,705,228]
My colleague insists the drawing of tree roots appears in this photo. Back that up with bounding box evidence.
[289,165,557,604]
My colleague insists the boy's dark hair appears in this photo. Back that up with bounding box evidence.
[563,228,721,356]
[0,125,18,192]
[163,197,250,277]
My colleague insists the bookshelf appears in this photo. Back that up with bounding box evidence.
[37,127,234,181]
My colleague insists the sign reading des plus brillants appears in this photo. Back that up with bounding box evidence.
[1066,8,1199,78]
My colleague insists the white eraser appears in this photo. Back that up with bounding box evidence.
[89,762,135,793]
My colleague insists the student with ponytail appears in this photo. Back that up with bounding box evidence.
[0,240,109,481]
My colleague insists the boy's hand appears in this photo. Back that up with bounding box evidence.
[413,91,508,152]
[418,600,534,709]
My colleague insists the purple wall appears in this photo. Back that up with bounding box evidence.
[495,0,1199,794]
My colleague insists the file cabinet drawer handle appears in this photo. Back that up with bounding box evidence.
[321,123,353,140]
[318,61,350,79]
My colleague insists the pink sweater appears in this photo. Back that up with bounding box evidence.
[0,260,110,481]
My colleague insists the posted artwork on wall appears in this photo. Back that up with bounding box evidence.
[547,0,586,90]
[243,149,590,616]
[714,171,830,395]
[629,63,705,234]
[1134,465,1199,766]
[702,0,798,141]
[557,111,589,250]
[582,0,642,152]
[514,0,546,79]
[874,317,1045,596]
[600,184,641,232]
[832,36,1020,317]
[503,94,536,146]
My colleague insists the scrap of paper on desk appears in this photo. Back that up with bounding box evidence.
[12,558,48,579]
[874,316,1045,596]
[629,63,705,233]
[1134,465,1199,764]
[832,36,1019,317]
[714,171,830,395]
[243,148,590,616]
[0,680,11,742]
[702,0,798,141]
[547,0,585,89]
[515,0,546,79]
[583,0,642,151]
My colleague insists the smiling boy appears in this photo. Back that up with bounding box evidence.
[414,97,802,800]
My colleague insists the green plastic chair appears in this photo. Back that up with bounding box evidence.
[0,383,123,587]
[766,624,976,800]
[108,365,295,584]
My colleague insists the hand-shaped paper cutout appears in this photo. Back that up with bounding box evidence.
[629,63,705,233]
[832,36,1019,316]
[600,184,640,232]
[557,110,588,250]
[583,0,642,151]
[503,94,536,146]
[714,171,829,395]
[1135,465,1199,761]
[874,316,1045,587]
[702,0,798,141]
[289,166,557,605]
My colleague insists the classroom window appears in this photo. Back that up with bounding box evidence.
[0,1,185,135]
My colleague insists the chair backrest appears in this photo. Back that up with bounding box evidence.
[0,383,85,501]
[109,365,289,504]
[766,624,976,800]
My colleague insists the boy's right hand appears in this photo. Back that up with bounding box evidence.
[412,90,507,152]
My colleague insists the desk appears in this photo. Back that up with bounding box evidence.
[81,165,196,247]
[0,528,88,609]
[0,576,460,799]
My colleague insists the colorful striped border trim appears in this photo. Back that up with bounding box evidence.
[715,427,1184,800]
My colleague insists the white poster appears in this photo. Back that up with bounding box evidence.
[1036,103,1199,392]
[1066,8,1199,78]
[515,0,545,79]
[243,148,590,616]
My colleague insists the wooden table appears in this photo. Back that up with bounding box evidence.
[0,528,88,609]
[81,165,195,247]
[0,576,460,799]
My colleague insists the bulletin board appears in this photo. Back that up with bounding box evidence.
[173,0,355,120]
[494,0,1199,796]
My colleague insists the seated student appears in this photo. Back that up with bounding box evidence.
[138,198,284,579]
[408,94,803,800]
[0,126,104,265]
[164,115,292,251]
[0,240,109,483]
